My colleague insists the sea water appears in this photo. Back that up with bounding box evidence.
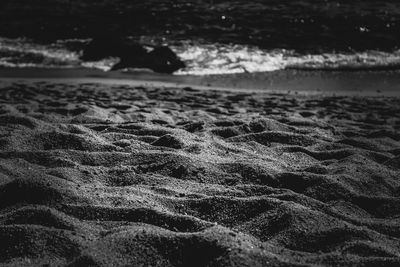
[1,0,400,75]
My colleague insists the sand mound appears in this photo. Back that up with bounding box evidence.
[0,81,400,266]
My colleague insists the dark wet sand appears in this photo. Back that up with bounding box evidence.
[0,76,400,266]
[1,68,400,96]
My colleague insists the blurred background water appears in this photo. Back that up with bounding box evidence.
[1,0,400,74]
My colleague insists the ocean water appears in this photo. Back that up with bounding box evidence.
[1,0,400,75]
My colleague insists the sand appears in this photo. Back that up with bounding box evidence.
[0,77,400,266]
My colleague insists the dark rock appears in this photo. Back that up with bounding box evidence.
[145,46,186,73]
[80,36,185,74]
[80,35,147,61]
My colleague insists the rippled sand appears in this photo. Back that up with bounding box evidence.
[0,81,400,266]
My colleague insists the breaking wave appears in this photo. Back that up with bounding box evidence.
[1,37,400,75]
[173,43,400,75]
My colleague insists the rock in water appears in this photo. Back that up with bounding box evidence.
[146,46,186,73]
[80,36,148,61]
[81,36,185,74]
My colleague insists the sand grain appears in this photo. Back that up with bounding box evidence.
[0,81,400,266]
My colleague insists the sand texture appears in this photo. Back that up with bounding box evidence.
[1,81,400,266]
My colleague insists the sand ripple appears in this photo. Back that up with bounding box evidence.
[0,82,400,266]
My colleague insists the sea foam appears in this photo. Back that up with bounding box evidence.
[2,37,400,75]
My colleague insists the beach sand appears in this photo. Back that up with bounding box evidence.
[0,72,400,266]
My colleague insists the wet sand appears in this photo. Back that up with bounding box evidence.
[0,74,400,266]
[1,68,400,96]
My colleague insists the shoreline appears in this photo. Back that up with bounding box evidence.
[1,67,400,96]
